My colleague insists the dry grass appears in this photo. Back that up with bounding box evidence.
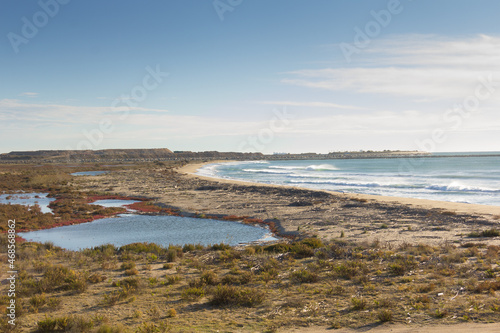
[2,237,500,332]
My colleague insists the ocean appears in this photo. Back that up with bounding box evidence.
[197,153,500,207]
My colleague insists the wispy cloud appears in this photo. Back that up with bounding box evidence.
[0,99,170,126]
[19,92,39,98]
[256,101,365,110]
[283,34,500,100]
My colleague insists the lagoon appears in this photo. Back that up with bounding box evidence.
[18,214,277,251]
[0,192,55,214]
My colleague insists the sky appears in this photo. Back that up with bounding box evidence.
[1,0,500,154]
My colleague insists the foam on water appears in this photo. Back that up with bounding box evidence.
[197,155,500,206]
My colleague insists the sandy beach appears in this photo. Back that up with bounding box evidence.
[79,161,500,246]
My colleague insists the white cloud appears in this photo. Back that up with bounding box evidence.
[256,100,365,110]
[284,34,500,100]
[19,92,39,98]
[0,99,170,126]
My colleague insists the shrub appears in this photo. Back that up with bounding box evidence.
[97,324,122,333]
[120,242,164,255]
[334,261,367,279]
[351,297,367,310]
[120,262,135,270]
[388,256,418,276]
[167,309,177,318]
[264,243,291,253]
[209,285,265,307]
[165,275,182,285]
[210,243,231,251]
[481,229,500,237]
[37,317,57,332]
[125,268,139,276]
[88,273,106,284]
[377,309,393,322]
[182,287,205,300]
[166,249,178,262]
[290,243,315,258]
[301,238,324,249]
[182,244,196,252]
[468,229,500,238]
[29,294,46,313]
[291,270,319,284]
[200,271,218,286]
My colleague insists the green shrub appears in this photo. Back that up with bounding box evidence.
[291,269,319,284]
[377,309,393,322]
[264,243,291,253]
[334,261,367,279]
[125,268,139,276]
[29,294,46,313]
[300,238,324,249]
[209,285,265,307]
[210,243,231,251]
[290,243,314,258]
[37,317,57,332]
[120,262,135,270]
[182,287,205,300]
[182,244,196,252]
[120,242,164,254]
[200,271,219,286]
[351,297,367,310]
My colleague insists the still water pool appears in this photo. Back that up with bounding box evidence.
[19,214,277,251]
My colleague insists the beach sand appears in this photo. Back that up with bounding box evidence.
[79,161,500,246]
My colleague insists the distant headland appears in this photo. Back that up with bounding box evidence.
[0,149,434,163]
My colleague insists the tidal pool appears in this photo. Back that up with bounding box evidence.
[18,214,277,251]
[0,192,55,214]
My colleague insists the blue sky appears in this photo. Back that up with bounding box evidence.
[1,0,500,154]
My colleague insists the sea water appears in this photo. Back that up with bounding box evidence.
[197,153,500,206]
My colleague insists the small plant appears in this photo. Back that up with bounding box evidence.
[29,294,47,313]
[434,308,448,318]
[88,273,106,284]
[37,316,57,332]
[120,262,135,270]
[182,287,205,300]
[351,297,367,310]
[377,309,393,322]
[165,275,181,285]
[209,285,265,307]
[163,263,174,269]
[200,270,218,286]
[125,268,139,276]
[291,269,319,284]
[167,308,177,318]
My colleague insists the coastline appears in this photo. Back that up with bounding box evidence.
[179,161,500,218]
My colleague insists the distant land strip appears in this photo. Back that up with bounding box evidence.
[0,149,498,164]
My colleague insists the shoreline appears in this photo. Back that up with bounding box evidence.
[179,161,500,218]
[77,160,500,246]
